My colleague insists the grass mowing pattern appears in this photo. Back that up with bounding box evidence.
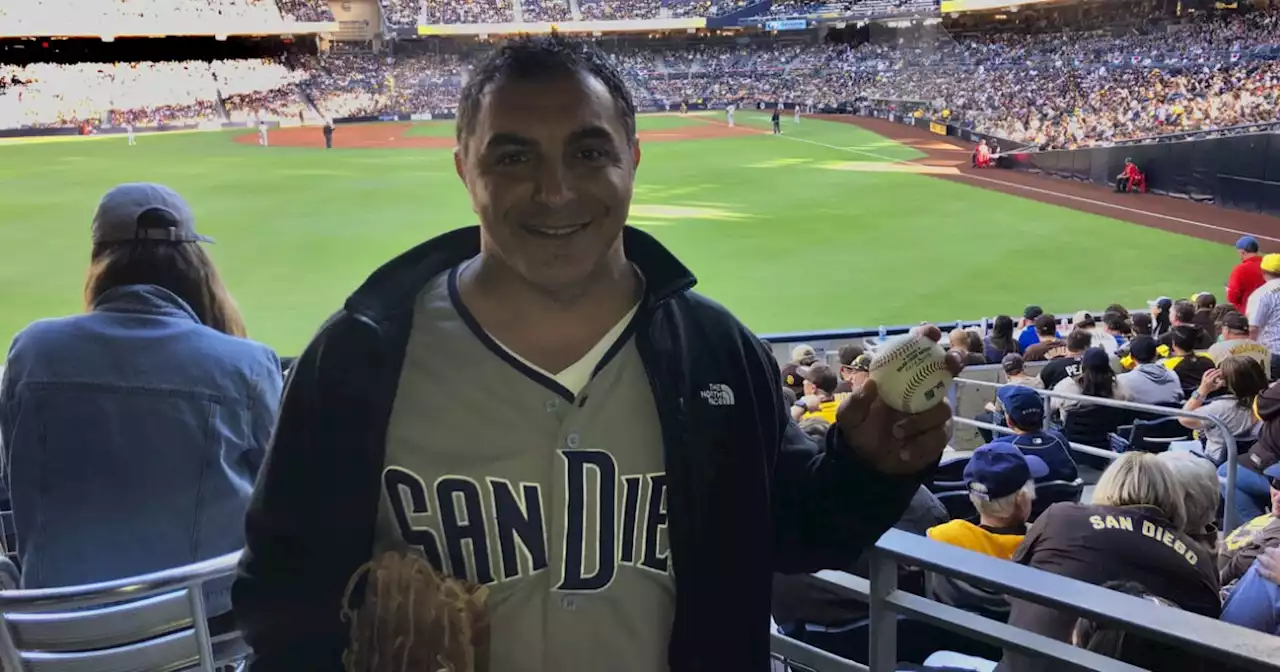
[0,112,1230,354]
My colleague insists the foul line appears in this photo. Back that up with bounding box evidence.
[704,115,1280,244]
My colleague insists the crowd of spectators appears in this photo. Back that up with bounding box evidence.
[0,0,335,32]
[420,0,514,24]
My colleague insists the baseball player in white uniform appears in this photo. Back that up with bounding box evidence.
[794,103,800,124]
[726,103,735,127]
[126,123,136,146]
[257,120,269,147]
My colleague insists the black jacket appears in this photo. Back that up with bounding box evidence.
[232,226,924,671]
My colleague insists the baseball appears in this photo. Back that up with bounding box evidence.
[869,333,954,413]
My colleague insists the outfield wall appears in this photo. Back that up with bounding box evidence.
[1007,132,1280,217]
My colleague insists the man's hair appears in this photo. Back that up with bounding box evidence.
[1172,299,1196,324]
[1170,324,1201,353]
[1194,292,1216,311]
[1066,329,1093,352]
[970,481,1035,523]
[1034,313,1057,336]
[456,35,637,146]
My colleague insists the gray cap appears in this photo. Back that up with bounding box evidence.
[91,183,213,244]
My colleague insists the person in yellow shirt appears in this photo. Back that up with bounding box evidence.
[790,363,840,425]
[926,442,1046,619]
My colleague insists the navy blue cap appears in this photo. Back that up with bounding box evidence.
[1081,347,1111,371]
[1263,462,1280,481]
[964,442,1049,500]
[997,385,1044,428]
[1237,236,1260,253]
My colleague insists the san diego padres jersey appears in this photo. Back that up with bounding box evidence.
[376,266,674,672]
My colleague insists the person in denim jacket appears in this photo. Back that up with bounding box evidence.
[0,183,282,627]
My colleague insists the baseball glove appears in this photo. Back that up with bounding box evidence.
[341,551,491,672]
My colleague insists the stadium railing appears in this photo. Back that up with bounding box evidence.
[949,378,1246,531]
[0,551,244,672]
[768,528,1280,672]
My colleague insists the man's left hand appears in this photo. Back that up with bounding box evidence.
[835,325,965,475]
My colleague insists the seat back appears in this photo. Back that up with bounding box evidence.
[0,552,241,672]
[1063,404,1131,469]
[933,489,977,522]
[933,455,971,483]
[1127,416,1193,453]
[1029,479,1085,521]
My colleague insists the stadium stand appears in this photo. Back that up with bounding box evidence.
[5,1,1280,669]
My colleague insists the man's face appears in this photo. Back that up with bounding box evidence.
[802,379,816,397]
[1270,483,1280,516]
[456,71,640,293]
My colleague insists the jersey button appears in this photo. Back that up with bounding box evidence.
[560,595,577,611]
[566,433,581,449]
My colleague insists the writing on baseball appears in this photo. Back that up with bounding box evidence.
[869,334,955,414]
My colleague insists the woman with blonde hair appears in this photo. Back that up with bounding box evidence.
[1001,452,1220,670]
[0,183,282,633]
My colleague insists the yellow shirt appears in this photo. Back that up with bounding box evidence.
[801,399,839,425]
[927,519,1025,559]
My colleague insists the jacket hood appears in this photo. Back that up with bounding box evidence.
[1134,362,1177,384]
[344,226,697,322]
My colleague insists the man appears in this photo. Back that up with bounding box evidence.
[926,442,1045,619]
[793,104,800,124]
[771,105,781,135]
[993,385,1078,483]
[1118,335,1184,406]
[1023,314,1066,362]
[1250,254,1280,374]
[781,343,818,399]
[834,344,869,399]
[1228,235,1264,313]
[725,103,735,128]
[126,122,136,146]
[1017,305,1046,351]
[1039,330,1091,391]
[1115,157,1141,192]
[1218,462,1280,592]
[322,119,335,149]
[1209,312,1271,379]
[975,355,1042,443]
[792,363,840,425]
[1159,299,1214,351]
[233,37,957,672]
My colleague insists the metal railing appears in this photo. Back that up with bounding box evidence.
[951,377,1246,531]
[0,551,242,672]
[769,529,1280,672]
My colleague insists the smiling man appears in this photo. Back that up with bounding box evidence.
[233,36,956,672]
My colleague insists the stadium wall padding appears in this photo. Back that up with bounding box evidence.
[1008,132,1280,216]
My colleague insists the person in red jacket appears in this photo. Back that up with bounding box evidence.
[1115,157,1142,192]
[1229,235,1265,313]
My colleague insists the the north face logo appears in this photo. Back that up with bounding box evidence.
[700,383,736,406]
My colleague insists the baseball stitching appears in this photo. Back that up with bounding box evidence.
[901,359,945,408]
[873,337,915,369]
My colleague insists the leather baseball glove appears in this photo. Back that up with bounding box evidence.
[341,551,490,672]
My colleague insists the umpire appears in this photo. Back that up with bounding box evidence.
[322,119,334,149]
[772,104,782,135]
[235,35,957,672]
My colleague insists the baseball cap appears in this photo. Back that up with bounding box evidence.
[838,344,865,367]
[91,183,213,244]
[964,442,1049,500]
[1236,235,1260,253]
[1023,305,1044,320]
[780,363,804,393]
[1147,296,1172,311]
[1073,310,1093,325]
[798,363,839,394]
[849,353,872,372]
[1001,353,1025,374]
[791,344,817,364]
[1128,335,1159,362]
[1262,462,1280,483]
[1081,347,1111,371]
[1223,312,1250,333]
[1262,254,1280,274]
[997,385,1044,428]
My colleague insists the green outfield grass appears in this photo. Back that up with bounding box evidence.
[0,112,1233,355]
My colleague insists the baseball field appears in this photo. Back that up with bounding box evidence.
[0,111,1270,355]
